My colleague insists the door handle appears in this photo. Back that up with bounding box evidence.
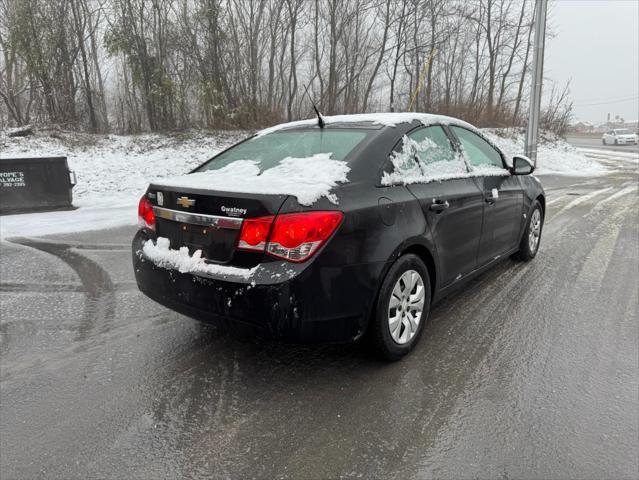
[430,199,450,212]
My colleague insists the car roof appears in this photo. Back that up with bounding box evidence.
[254,112,479,137]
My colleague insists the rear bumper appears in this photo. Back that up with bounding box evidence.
[132,231,386,343]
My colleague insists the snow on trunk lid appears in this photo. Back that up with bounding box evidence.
[152,153,350,206]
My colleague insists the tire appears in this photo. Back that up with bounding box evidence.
[602,138,606,145]
[370,254,431,361]
[614,139,618,145]
[513,200,544,261]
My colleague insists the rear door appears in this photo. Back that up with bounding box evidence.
[393,126,485,287]
[449,126,524,265]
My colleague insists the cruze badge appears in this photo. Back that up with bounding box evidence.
[176,196,196,208]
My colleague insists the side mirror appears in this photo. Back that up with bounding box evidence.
[511,155,535,175]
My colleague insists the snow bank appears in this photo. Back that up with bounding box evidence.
[154,153,349,206]
[141,237,257,279]
[1,130,246,207]
[482,129,606,176]
[0,130,245,238]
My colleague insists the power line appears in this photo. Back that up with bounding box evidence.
[574,95,639,107]
[574,93,639,103]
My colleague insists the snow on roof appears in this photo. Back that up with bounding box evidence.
[255,112,477,137]
[152,153,350,206]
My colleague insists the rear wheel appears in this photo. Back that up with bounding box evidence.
[371,254,431,361]
[513,200,543,261]
[602,138,606,145]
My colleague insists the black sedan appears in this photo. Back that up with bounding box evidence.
[132,113,545,360]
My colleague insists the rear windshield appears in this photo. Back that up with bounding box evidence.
[196,129,369,172]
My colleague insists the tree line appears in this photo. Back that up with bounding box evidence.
[0,0,572,134]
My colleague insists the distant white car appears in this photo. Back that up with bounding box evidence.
[602,128,638,145]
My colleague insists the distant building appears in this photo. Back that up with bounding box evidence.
[568,118,638,134]
[570,121,595,133]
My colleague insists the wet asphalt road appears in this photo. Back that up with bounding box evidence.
[1,155,638,479]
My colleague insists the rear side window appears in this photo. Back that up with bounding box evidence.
[450,126,504,169]
[382,126,468,185]
[408,126,457,165]
[196,129,368,173]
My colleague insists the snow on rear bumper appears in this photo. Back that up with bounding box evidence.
[132,230,382,342]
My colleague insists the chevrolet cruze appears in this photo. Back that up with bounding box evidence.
[133,113,545,360]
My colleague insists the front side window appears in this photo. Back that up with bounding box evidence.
[451,126,504,170]
[196,129,369,173]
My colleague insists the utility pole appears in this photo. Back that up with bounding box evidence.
[525,0,548,166]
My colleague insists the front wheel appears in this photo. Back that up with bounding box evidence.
[371,254,431,361]
[602,138,606,145]
[513,200,544,261]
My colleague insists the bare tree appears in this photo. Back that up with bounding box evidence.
[0,0,569,134]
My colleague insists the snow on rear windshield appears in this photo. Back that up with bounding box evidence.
[154,129,367,205]
[196,129,368,173]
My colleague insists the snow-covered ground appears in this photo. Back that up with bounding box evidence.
[1,129,246,207]
[574,147,639,165]
[483,129,608,176]
[1,130,246,237]
[0,126,608,238]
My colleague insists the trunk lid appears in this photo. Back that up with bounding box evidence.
[147,184,288,265]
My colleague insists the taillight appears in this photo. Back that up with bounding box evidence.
[237,216,274,251]
[237,211,343,263]
[138,196,156,230]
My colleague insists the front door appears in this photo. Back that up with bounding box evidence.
[449,126,524,265]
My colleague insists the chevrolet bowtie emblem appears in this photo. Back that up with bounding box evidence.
[176,196,196,208]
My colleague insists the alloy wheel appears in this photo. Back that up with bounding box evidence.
[529,208,541,253]
[388,270,425,344]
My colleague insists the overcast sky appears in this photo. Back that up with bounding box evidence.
[545,0,639,124]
